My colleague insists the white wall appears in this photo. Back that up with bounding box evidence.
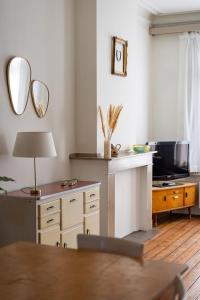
[135,13,152,144]
[97,0,152,153]
[75,0,97,153]
[0,0,75,191]
[150,34,179,140]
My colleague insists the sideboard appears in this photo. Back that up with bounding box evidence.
[152,182,196,226]
[0,181,100,248]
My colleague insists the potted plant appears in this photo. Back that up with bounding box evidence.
[0,176,15,194]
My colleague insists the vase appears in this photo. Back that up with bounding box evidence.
[104,139,111,159]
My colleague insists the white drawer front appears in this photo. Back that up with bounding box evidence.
[84,200,99,214]
[84,187,100,203]
[38,199,60,217]
[39,226,60,246]
[84,213,99,235]
[61,224,83,249]
[39,212,60,229]
[61,193,83,230]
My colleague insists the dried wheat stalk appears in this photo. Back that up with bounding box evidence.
[109,105,123,139]
[98,104,123,140]
[98,106,106,139]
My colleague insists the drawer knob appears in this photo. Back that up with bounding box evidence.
[47,218,54,224]
[163,196,167,201]
[186,192,188,198]
[89,204,96,209]
[47,205,54,210]
[70,198,76,203]
[90,193,96,198]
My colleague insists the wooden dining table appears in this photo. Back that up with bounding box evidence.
[0,242,187,300]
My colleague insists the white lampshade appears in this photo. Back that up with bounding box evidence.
[13,132,57,158]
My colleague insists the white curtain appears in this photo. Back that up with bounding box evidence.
[177,32,200,172]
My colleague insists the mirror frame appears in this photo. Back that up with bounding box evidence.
[7,56,31,115]
[31,80,49,118]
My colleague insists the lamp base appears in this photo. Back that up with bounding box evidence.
[30,189,41,196]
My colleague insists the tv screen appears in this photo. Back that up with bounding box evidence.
[147,141,189,181]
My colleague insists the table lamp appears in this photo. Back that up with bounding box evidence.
[13,132,57,196]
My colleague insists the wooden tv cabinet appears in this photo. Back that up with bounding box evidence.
[152,182,196,226]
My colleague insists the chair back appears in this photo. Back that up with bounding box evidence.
[175,275,187,300]
[77,234,144,258]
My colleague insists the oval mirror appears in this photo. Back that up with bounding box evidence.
[31,80,49,118]
[7,57,31,115]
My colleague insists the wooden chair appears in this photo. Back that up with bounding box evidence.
[175,275,187,300]
[77,234,144,258]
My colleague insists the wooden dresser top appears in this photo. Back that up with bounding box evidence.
[4,181,100,200]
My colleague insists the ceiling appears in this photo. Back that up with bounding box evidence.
[141,0,200,15]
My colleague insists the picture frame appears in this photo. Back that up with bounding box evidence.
[111,36,128,77]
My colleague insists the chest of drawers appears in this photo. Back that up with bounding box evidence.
[152,182,196,226]
[0,181,100,249]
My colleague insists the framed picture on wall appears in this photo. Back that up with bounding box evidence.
[111,36,128,77]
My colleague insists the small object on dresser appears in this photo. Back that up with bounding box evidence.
[111,144,121,157]
[0,176,15,194]
[153,181,177,188]
[133,144,150,154]
[61,179,78,187]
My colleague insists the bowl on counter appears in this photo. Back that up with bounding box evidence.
[133,145,150,153]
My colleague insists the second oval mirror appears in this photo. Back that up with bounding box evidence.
[31,80,49,118]
[7,57,31,115]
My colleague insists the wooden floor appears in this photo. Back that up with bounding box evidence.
[144,215,200,300]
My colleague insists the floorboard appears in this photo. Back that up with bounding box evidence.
[144,215,200,300]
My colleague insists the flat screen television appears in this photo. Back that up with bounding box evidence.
[147,141,190,181]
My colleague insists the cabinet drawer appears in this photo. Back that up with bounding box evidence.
[38,199,60,217]
[84,188,100,203]
[61,224,83,249]
[152,191,167,212]
[84,213,99,235]
[184,187,196,206]
[39,212,60,230]
[167,193,184,209]
[61,193,83,230]
[84,200,99,214]
[38,226,60,246]
[167,188,184,196]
